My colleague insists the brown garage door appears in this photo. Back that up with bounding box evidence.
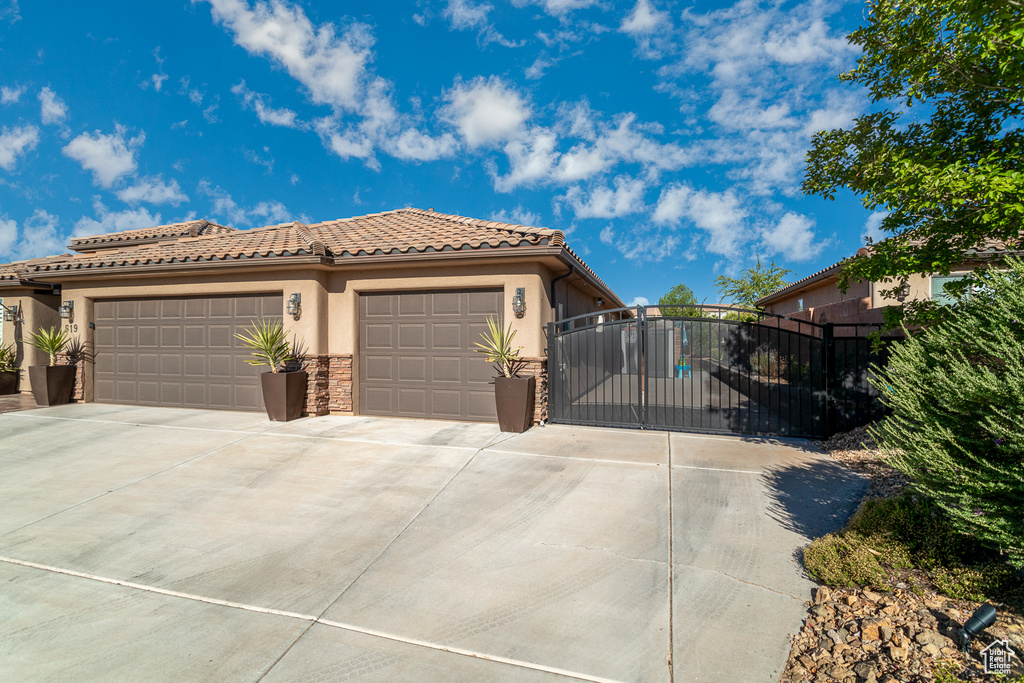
[94,294,283,411]
[359,289,502,421]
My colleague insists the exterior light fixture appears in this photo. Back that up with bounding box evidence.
[287,293,301,320]
[1,301,22,323]
[896,282,911,302]
[959,602,997,651]
[512,287,526,318]
[58,300,74,321]
[594,297,604,307]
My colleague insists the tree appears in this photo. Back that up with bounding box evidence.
[868,258,1024,568]
[803,0,1024,314]
[713,256,792,309]
[657,283,702,317]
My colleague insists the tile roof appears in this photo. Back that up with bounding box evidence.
[69,219,236,251]
[1,208,614,297]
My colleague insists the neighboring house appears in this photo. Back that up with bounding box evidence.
[756,240,1021,325]
[0,207,623,424]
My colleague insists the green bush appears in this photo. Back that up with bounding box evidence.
[0,343,17,372]
[750,348,787,380]
[869,257,1024,568]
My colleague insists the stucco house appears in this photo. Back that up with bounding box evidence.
[0,207,623,424]
[756,239,1021,325]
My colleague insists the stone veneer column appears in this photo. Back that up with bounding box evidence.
[302,355,331,416]
[327,354,353,414]
[521,358,548,424]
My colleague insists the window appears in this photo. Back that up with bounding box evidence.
[930,274,972,305]
[797,298,804,312]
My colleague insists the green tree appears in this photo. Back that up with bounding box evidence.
[803,0,1024,316]
[713,256,792,309]
[657,283,702,317]
[869,258,1024,568]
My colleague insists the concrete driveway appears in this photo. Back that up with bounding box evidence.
[0,404,866,682]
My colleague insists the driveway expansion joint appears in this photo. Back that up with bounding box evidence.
[673,561,805,601]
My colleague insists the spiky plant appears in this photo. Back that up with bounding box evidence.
[234,319,294,373]
[0,342,17,372]
[26,327,71,366]
[474,316,526,378]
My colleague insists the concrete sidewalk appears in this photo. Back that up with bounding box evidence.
[0,405,867,682]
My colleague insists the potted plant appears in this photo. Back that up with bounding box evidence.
[26,326,75,406]
[235,318,307,421]
[475,316,535,433]
[0,342,19,395]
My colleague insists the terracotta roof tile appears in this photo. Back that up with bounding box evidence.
[3,208,611,296]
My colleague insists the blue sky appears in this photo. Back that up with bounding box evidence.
[0,0,885,306]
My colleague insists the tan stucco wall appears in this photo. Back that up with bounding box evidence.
[1,289,60,392]
[766,277,870,316]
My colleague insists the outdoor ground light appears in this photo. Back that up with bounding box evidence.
[58,300,74,321]
[512,287,526,318]
[287,293,301,320]
[959,602,997,651]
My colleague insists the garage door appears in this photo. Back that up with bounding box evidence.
[359,289,502,421]
[94,294,283,411]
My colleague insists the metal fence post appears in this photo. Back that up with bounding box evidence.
[822,322,835,437]
[638,306,647,429]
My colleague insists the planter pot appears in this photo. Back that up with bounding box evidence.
[29,365,75,406]
[0,370,19,395]
[494,375,536,433]
[261,371,307,422]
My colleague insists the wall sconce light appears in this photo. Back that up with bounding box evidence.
[594,297,604,307]
[896,282,911,302]
[286,293,301,320]
[58,300,74,321]
[2,301,22,323]
[512,287,526,318]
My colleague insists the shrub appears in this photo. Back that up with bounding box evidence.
[750,347,787,380]
[869,257,1024,568]
[0,342,17,372]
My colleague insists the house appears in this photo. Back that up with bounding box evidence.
[0,208,623,424]
[756,240,1021,325]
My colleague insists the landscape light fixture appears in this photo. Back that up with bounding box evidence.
[287,293,301,320]
[58,300,74,321]
[512,287,526,318]
[959,602,997,652]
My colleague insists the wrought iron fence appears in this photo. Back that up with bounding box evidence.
[547,305,899,439]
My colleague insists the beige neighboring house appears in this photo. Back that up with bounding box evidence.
[0,207,623,424]
[756,240,1021,326]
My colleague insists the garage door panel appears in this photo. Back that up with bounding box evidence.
[359,289,501,421]
[95,294,282,411]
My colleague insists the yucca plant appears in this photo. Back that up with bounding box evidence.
[234,319,294,372]
[26,327,71,366]
[0,342,17,372]
[474,316,526,378]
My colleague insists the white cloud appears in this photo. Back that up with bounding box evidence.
[0,124,39,171]
[862,210,888,245]
[38,87,68,125]
[759,211,824,261]
[599,225,615,245]
[511,0,599,17]
[73,199,162,238]
[653,183,748,256]
[1,84,26,105]
[564,176,646,219]
[197,180,293,226]
[490,205,542,226]
[491,128,558,192]
[0,212,16,254]
[232,81,301,128]
[525,56,555,80]
[115,176,189,205]
[388,129,458,162]
[202,0,375,111]
[627,296,650,307]
[62,126,142,188]
[444,0,491,30]
[19,209,65,259]
[443,76,531,148]
[620,0,671,58]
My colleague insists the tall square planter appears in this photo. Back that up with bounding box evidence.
[494,375,536,433]
[29,365,75,406]
[261,371,307,422]
[0,370,19,395]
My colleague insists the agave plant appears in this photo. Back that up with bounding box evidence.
[474,316,526,378]
[234,319,294,372]
[26,326,71,366]
[0,342,17,372]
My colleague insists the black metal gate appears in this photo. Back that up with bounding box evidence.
[547,305,897,439]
